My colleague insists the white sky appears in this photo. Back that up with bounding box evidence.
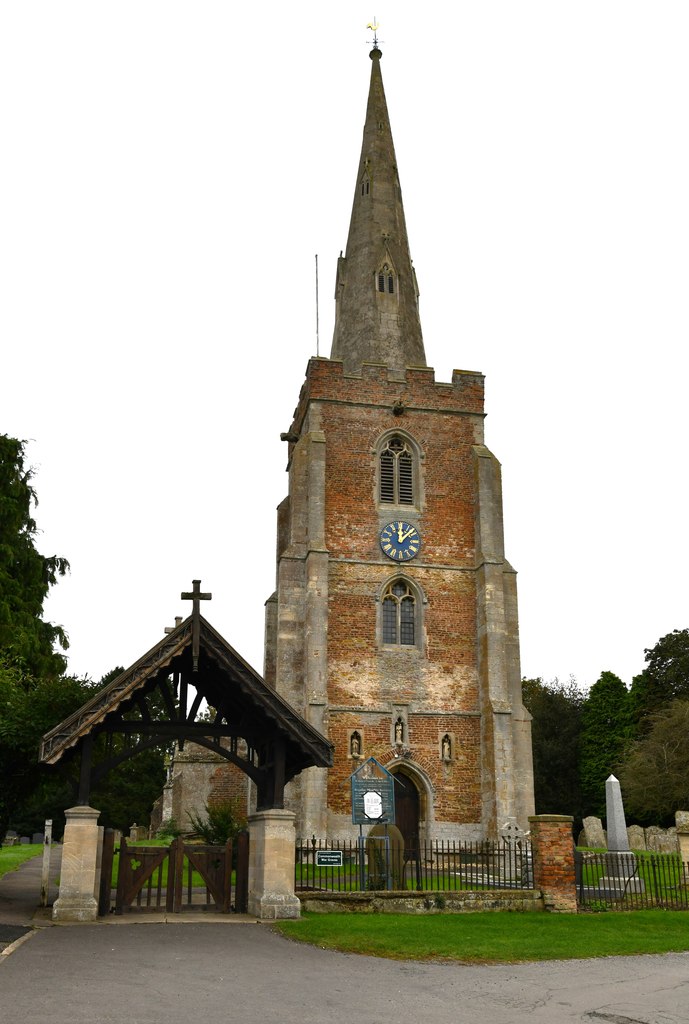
[2,2,688,692]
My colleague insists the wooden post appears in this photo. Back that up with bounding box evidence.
[77,734,93,805]
[98,829,115,916]
[235,830,249,914]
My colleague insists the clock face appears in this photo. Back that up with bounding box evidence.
[380,521,420,561]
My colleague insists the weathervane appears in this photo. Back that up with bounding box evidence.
[367,18,380,48]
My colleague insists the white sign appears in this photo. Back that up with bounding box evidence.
[363,790,383,819]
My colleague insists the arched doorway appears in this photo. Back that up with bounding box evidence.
[393,771,420,858]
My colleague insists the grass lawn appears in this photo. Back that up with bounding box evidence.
[274,910,689,964]
[0,844,43,880]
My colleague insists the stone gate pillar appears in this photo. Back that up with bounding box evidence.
[52,805,101,922]
[529,813,577,913]
[248,808,300,920]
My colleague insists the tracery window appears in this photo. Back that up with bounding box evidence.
[382,579,416,646]
[380,436,414,505]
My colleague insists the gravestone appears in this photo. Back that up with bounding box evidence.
[627,824,646,851]
[598,775,644,895]
[366,823,404,889]
[605,775,629,852]
[646,826,677,853]
[582,816,606,849]
[32,832,44,845]
[20,837,30,845]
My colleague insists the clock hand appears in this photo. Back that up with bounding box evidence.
[400,526,415,543]
[397,523,405,543]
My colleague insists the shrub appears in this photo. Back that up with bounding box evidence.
[186,798,247,845]
[156,817,183,840]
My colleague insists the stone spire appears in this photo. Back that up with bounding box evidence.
[330,47,426,375]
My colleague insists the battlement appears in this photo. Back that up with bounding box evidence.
[289,357,485,435]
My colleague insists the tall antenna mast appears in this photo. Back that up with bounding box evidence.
[315,254,320,356]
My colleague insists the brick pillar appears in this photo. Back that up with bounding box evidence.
[529,814,577,913]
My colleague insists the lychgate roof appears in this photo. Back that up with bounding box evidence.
[40,611,333,809]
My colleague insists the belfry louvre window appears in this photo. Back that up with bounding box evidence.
[377,265,394,293]
[380,436,414,504]
[382,580,415,645]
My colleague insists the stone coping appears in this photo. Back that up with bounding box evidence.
[298,889,543,914]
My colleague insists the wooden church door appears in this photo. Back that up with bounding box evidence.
[394,773,420,857]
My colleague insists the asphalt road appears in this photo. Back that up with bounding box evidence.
[1,921,688,1024]
[2,852,688,1023]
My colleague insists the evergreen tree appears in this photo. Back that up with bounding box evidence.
[522,676,585,824]
[0,435,76,836]
[579,671,630,819]
[0,435,69,678]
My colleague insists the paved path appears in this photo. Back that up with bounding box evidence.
[2,853,688,1023]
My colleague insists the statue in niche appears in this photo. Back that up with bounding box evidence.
[394,717,404,744]
[350,731,361,757]
[442,734,452,761]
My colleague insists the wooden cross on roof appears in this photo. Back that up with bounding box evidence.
[181,579,212,672]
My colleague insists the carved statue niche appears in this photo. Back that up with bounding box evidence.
[350,731,362,758]
[441,734,452,761]
[394,717,404,745]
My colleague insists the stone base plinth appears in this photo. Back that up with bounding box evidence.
[52,806,101,923]
[251,892,301,920]
[597,875,645,895]
[248,808,300,920]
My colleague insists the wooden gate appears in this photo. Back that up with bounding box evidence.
[99,830,249,915]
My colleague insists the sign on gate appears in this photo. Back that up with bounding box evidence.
[316,850,344,867]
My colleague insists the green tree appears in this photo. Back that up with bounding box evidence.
[0,435,69,678]
[619,699,689,822]
[579,671,630,818]
[0,436,76,836]
[522,676,585,823]
[0,665,94,837]
[629,629,689,732]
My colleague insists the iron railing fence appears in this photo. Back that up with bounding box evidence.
[296,836,534,893]
[576,850,689,910]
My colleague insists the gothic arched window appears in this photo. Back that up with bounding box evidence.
[380,436,414,505]
[382,579,416,646]
[377,263,394,293]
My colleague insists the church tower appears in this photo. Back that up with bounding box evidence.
[264,47,534,842]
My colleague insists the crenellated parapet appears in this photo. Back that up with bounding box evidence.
[287,358,485,450]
